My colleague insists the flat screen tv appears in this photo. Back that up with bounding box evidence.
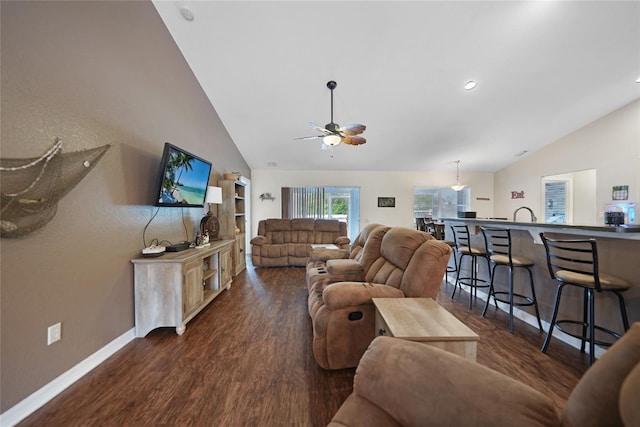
[154,143,213,208]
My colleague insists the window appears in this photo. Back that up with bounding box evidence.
[414,187,470,226]
[544,180,568,224]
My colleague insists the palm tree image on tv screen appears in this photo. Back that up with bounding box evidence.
[159,148,210,206]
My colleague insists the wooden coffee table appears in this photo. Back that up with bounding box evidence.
[372,298,479,361]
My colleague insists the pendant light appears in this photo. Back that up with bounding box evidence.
[451,160,466,191]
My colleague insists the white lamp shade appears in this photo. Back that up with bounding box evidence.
[205,186,223,204]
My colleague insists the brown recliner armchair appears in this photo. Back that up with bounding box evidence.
[306,223,387,291]
[309,227,452,370]
[329,323,640,427]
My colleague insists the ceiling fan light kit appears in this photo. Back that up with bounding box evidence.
[323,134,342,146]
[295,80,367,155]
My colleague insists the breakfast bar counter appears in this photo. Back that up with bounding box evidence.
[441,218,639,352]
[443,217,640,240]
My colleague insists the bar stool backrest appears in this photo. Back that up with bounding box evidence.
[481,227,513,263]
[539,233,602,292]
[450,224,472,250]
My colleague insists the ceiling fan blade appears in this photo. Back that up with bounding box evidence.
[339,123,366,136]
[294,135,323,140]
[309,122,331,134]
[342,136,366,146]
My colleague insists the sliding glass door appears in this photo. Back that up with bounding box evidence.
[325,187,360,242]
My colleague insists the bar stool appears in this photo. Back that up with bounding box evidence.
[539,233,631,365]
[445,240,458,279]
[426,222,458,279]
[480,226,543,333]
[450,225,490,309]
[425,221,437,238]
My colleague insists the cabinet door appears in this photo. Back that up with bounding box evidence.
[220,246,233,289]
[183,259,204,318]
[235,235,246,274]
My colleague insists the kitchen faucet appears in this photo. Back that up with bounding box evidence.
[513,206,537,222]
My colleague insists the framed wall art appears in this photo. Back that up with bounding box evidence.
[377,197,395,208]
[612,185,629,201]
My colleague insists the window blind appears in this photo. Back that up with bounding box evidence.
[281,187,326,219]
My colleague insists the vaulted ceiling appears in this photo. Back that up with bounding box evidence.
[153,1,640,173]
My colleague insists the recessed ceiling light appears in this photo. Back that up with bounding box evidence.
[464,80,477,91]
[179,6,195,22]
[636,76,640,83]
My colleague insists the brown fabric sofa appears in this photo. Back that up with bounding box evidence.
[330,323,640,426]
[250,218,350,267]
[308,226,452,370]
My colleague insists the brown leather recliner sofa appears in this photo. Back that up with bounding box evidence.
[250,218,350,267]
[330,323,640,426]
[307,226,452,370]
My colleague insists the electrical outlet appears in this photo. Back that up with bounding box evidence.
[47,322,62,345]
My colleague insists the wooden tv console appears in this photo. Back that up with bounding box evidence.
[131,239,234,337]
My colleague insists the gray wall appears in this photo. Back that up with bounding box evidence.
[1,0,249,411]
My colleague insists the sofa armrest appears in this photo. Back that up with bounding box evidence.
[334,236,351,246]
[250,236,269,246]
[309,248,349,263]
[348,337,560,427]
[323,282,404,311]
[326,259,365,282]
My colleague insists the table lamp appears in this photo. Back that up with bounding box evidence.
[200,186,223,241]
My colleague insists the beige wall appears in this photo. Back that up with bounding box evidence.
[250,99,640,238]
[0,1,248,411]
[250,169,495,237]
[494,99,640,222]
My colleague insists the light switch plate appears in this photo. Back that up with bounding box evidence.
[47,322,62,345]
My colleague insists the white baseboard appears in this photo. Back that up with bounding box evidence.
[447,279,606,359]
[0,328,136,427]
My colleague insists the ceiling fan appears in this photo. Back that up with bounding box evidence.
[296,81,366,155]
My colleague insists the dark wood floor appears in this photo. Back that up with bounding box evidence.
[19,262,590,426]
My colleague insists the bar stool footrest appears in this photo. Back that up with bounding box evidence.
[458,277,490,289]
[555,320,623,348]
[492,291,536,307]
